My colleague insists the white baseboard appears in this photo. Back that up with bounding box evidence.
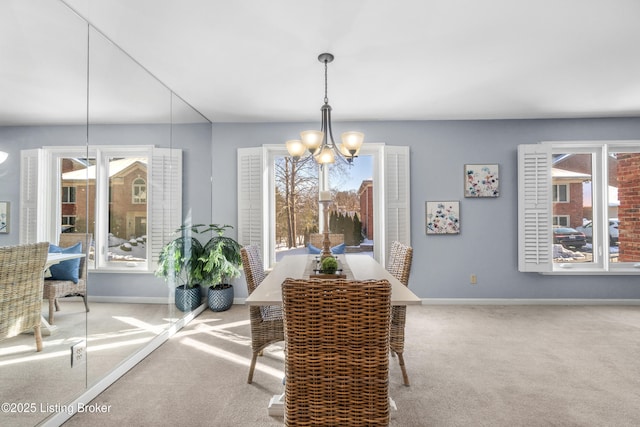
[87,296,173,304]
[421,298,640,305]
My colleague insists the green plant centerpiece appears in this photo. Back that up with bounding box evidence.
[321,256,338,274]
[155,224,206,312]
[199,224,242,312]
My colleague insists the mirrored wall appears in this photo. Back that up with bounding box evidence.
[0,1,211,425]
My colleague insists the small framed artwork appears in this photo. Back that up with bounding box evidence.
[464,164,499,197]
[426,201,460,234]
[0,201,9,234]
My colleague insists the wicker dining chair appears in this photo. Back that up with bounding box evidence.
[0,242,49,352]
[43,233,92,324]
[387,240,414,386]
[282,278,392,427]
[240,245,284,384]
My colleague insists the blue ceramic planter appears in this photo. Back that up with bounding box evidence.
[175,285,201,312]
[208,285,234,312]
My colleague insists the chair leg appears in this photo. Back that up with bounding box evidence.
[48,298,56,325]
[247,352,259,384]
[82,294,90,312]
[396,352,410,386]
[54,298,60,311]
[34,325,43,352]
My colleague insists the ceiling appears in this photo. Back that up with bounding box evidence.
[3,0,640,125]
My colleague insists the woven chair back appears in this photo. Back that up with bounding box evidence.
[282,278,391,426]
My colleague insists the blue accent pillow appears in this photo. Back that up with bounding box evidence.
[307,242,346,254]
[47,242,82,284]
[307,243,321,254]
[330,243,346,254]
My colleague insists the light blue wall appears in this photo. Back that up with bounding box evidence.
[212,117,640,300]
[0,123,212,298]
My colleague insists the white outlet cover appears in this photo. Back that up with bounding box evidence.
[70,340,87,368]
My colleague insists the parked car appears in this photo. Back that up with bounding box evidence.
[553,227,587,250]
[576,219,619,245]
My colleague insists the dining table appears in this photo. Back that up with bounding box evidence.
[244,253,421,417]
[244,253,422,306]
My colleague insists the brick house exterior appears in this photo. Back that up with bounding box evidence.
[358,180,373,240]
[62,158,147,240]
[617,153,640,262]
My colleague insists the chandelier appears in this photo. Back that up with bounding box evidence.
[285,53,364,165]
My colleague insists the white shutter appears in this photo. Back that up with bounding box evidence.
[149,147,182,270]
[20,149,44,244]
[518,144,552,272]
[382,145,411,265]
[237,147,264,252]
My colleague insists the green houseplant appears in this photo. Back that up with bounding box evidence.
[155,225,206,312]
[198,224,242,312]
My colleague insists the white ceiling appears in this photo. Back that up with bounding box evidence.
[3,0,640,125]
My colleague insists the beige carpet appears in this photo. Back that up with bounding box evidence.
[60,304,640,427]
[0,301,177,427]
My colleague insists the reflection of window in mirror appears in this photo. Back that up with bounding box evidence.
[518,142,640,274]
[21,146,181,272]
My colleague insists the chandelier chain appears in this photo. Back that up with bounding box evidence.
[324,59,329,105]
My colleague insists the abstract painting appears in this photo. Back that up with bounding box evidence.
[426,201,460,234]
[464,164,499,197]
[0,201,8,233]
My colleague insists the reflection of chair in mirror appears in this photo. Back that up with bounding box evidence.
[0,242,49,352]
[43,233,92,324]
[282,278,391,426]
[387,240,414,386]
[241,245,284,384]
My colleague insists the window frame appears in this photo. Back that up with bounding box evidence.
[238,143,411,270]
[518,141,640,275]
[20,145,182,274]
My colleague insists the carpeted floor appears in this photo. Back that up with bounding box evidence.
[45,306,640,427]
[0,301,177,427]
[61,304,640,427]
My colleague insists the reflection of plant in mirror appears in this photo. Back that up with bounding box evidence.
[321,256,338,274]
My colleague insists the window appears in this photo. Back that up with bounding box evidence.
[552,184,568,202]
[132,177,147,204]
[237,144,410,268]
[20,146,182,273]
[518,141,640,274]
[553,216,569,227]
[61,186,76,204]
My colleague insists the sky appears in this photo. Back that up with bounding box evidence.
[331,154,373,191]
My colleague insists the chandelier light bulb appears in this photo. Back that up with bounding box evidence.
[341,131,364,154]
[316,145,335,164]
[300,130,324,153]
[286,139,306,159]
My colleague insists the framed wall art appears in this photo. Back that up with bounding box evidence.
[464,163,499,197]
[0,201,9,234]
[426,201,460,234]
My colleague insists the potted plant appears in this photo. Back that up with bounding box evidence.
[198,224,242,312]
[155,225,205,312]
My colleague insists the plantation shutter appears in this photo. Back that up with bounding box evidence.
[20,149,46,244]
[517,144,552,272]
[149,147,182,270]
[237,147,264,254]
[383,145,411,266]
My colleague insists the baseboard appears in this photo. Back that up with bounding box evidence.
[87,296,172,304]
[421,298,640,305]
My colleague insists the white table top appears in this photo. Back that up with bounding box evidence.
[45,252,86,269]
[245,254,422,306]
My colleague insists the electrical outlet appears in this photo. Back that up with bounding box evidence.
[470,274,477,285]
[70,340,87,368]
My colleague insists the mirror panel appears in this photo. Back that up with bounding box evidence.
[0,2,212,426]
[0,1,89,426]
